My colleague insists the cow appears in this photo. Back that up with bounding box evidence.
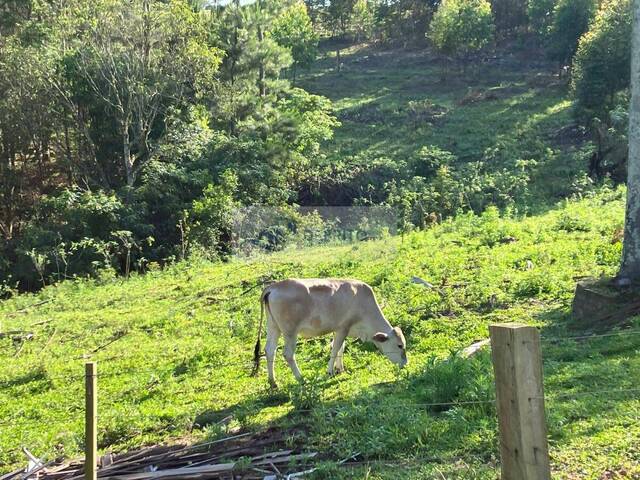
[252,278,407,388]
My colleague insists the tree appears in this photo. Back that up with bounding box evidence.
[527,0,557,38]
[491,0,528,36]
[618,0,640,282]
[213,1,292,131]
[327,0,357,37]
[572,0,632,120]
[67,0,221,188]
[350,0,375,42]
[376,0,437,46]
[428,0,494,68]
[547,0,597,70]
[271,1,318,81]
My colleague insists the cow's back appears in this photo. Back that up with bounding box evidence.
[266,278,375,337]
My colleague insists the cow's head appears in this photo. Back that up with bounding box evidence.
[372,326,407,368]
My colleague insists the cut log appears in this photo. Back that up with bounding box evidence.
[461,339,490,358]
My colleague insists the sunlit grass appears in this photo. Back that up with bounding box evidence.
[1,187,639,478]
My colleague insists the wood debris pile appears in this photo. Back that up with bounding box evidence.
[2,429,318,480]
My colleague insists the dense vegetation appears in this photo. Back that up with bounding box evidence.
[1,188,638,478]
[0,0,634,292]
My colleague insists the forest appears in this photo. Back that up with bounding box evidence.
[0,0,633,291]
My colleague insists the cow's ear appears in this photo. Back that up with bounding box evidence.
[373,332,389,342]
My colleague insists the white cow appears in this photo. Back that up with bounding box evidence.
[252,278,407,387]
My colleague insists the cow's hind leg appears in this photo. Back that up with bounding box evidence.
[265,319,281,389]
[328,330,347,376]
[283,334,303,382]
[334,339,346,374]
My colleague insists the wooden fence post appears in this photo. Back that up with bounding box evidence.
[85,362,97,480]
[489,323,551,480]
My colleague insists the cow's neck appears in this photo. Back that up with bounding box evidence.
[354,310,393,342]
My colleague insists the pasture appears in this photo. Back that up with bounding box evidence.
[2,188,640,478]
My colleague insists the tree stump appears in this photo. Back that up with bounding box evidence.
[572,278,640,328]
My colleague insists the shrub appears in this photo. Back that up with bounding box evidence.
[184,171,239,259]
[411,145,456,178]
[555,212,591,232]
[5,189,157,289]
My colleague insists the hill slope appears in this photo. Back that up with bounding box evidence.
[298,44,590,211]
[2,188,640,478]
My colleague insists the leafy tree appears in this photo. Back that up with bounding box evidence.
[572,0,632,120]
[0,0,339,289]
[491,0,528,35]
[428,0,494,67]
[350,0,375,42]
[327,0,357,37]
[65,0,221,188]
[185,170,239,258]
[271,2,319,81]
[527,0,557,37]
[547,0,597,69]
[376,0,437,46]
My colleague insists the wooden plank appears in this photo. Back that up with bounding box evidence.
[0,467,24,480]
[489,323,551,480]
[85,362,98,480]
[99,462,236,480]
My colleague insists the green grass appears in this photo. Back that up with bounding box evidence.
[2,186,640,478]
[299,44,590,210]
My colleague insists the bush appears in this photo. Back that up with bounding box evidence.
[184,171,239,259]
[411,145,456,178]
[8,190,152,289]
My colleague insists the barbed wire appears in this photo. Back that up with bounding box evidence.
[540,387,640,401]
[3,327,640,430]
[541,329,640,343]
[3,379,638,430]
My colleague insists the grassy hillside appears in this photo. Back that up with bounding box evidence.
[299,44,591,209]
[2,187,640,478]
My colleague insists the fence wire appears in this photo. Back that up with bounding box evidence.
[541,328,640,343]
[2,326,640,474]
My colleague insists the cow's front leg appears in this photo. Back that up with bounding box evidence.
[283,335,303,382]
[328,330,347,376]
[265,319,281,389]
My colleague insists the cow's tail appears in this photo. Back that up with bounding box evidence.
[252,287,271,376]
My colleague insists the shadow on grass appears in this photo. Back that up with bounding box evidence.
[185,304,640,477]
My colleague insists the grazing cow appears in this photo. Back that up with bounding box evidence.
[252,278,407,387]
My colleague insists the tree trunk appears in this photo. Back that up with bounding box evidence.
[122,122,134,188]
[258,25,266,97]
[619,1,640,281]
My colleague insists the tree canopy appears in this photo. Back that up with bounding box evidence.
[428,0,494,62]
